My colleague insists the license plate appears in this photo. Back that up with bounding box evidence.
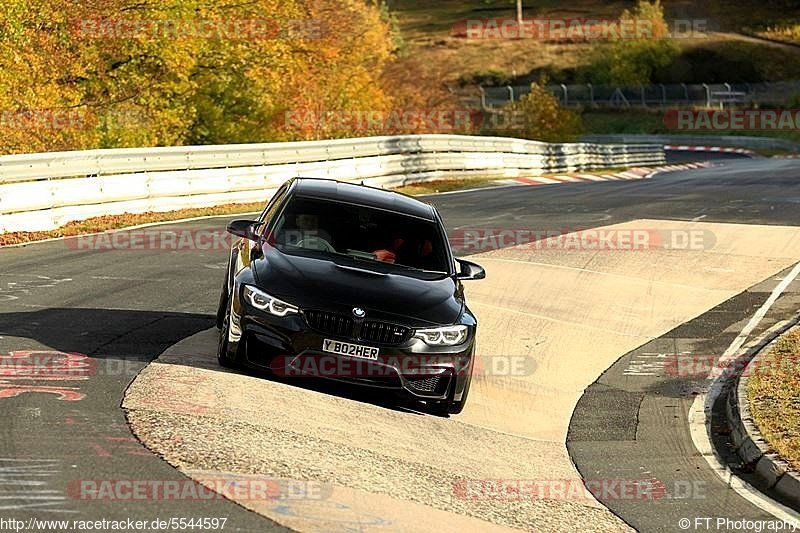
[322,339,379,360]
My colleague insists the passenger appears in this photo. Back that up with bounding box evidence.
[372,232,404,263]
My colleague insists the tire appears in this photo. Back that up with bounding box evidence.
[215,280,228,330]
[217,303,240,369]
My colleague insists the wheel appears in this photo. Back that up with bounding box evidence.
[217,301,240,369]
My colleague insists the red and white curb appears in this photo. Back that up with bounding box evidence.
[665,145,756,157]
[495,162,712,187]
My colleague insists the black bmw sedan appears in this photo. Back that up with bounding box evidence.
[216,178,485,415]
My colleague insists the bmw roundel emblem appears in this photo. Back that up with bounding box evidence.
[352,307,366,318]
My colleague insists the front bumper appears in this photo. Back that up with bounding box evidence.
[227,306,474,402]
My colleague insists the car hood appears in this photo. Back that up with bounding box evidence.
[252,247,463,326]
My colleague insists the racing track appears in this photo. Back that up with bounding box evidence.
[2,156,800,531]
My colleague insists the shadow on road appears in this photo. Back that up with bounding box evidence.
[0,307,433,415]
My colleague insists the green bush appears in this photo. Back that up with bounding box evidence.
[580,0,679,85]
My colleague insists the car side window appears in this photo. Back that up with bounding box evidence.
[258,185,289,224]
[258,186,293,244]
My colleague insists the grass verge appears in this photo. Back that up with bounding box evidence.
[747,327,800,470]
[0,202,263,247]
[393,177,499,195]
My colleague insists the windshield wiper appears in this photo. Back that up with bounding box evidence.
[386,263,448,275]
[332,263,388,277]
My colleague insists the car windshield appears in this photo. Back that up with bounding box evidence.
[270,196,450,275]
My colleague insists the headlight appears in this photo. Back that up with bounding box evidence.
[414,325,469,346]
[242,285,298,317]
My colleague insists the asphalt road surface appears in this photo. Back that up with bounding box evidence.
[2,155,800,531]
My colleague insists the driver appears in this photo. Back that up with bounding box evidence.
[295,214,334,251]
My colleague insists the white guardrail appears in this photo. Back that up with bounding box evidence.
[0,134,665,233]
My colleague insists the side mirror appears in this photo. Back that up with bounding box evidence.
[226,219,261,241]
[456,258,486,280]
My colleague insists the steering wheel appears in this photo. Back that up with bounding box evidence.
[296,237,336,253]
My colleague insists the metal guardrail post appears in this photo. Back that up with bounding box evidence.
[746,82,757,105]
[587,84,594,108]
[478,86,488,110]
[561,84,568,106]
[659,84,666,106]
[506,86,515,104]
[703,83,711,107]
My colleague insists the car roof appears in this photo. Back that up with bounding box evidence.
[291,178,437,221]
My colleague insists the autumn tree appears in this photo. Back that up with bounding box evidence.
[0,0,95,153]
[270,0,395,140]
[0,0,403,153]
